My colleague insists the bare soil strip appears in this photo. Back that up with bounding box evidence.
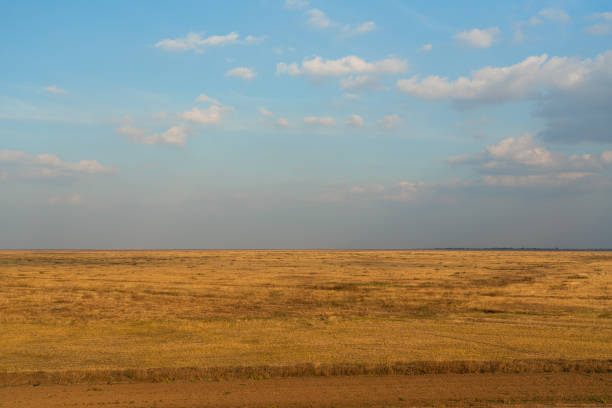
[1,373,610,408]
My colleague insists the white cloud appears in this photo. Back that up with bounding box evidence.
[592,12,612,21]
[195,94,221,105]
[303,116,336,127]
[454,27,500,48]
[421,43,433,51]
[155,32,260,52]
[245,35,266,44]
[284,0,309,10]
[586,23,611,35]
[276,118,291,127]
[539,8,570,23]
[447,133,612,174]
[277,55,408,77]
[0,150,116,180]
[180,105,233,125]
[225,67,257,80]
[343,21,376,36]
[513,16,541,42]
[44,85,67,95]
[344,93,360,100]
[305,9,331,29]
[396,51,611,102]
[340,75,386,91]
[259,107,274,117]
[345,114,363,127]
[377,114,402,130]
[586,13,612,35]
[131,125,189,147]
[115,115,146,137]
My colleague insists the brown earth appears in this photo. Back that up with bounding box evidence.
[1,373,610,408]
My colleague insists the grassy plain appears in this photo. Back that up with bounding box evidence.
[0,250,610,383]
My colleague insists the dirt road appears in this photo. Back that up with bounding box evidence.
[1,372,610,407]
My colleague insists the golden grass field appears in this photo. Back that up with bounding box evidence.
[0,250,610,384]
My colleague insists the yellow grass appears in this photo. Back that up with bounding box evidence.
[0,250,610,381]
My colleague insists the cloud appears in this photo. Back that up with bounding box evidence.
[245,35,266,44]
[130,125,190,147]
[345,114,363,127]
[453,27,500,48]
[513,16,542,42]
[447,133,612,175]
[195,94,221,105]
[115,115,147,137]
[0,150,115,180]
[539,8,570,23]
[259,107,274,117]
[276,118,291,127]
[343,21,376,36]
[155,32,260,52]
[284,0,309,10]
[339,75,386,91]
[277,55,408,77]
[377,114,402,130]
[586,13,612,35]
[44,85,67,95]
[225,67,257,80]
[397,50,612,143]
[180,105,233,125]
[344,93,360,100]
[396,52,608,102]
[421,43,432,51]
[305,9,331,29]
[303,116,336,127]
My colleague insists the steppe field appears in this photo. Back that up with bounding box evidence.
[1,250,611,407]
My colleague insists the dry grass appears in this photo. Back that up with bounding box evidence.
[0,250,610,383]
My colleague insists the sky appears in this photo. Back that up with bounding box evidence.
[1,0,612,249]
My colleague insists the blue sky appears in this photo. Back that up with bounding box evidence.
[1,0,612,248]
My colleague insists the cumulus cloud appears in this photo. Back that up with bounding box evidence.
[44,85,67,95]
[180,105,233,125]
[340,75,386,91]
[276,117,291,127]
[305,9,331,29]
[195,94,221,105]
[277,55,407,77]
[396,51,609,102]
[115,115,147,137]
[513,16,541,42]
[539,8,570,23]
[586,12,612,35]
[155,32,260,52]
[343,21,376,36]
[377,114,402,130]
[130,125,190,147]
[225,67,257,80]
[397,50,612,142]
[453,27,500,48]
[421,43,433,51]
[0,150,115,180]
[345,114,363,127]
[303,116,336,127]
[447,133,612,175]
[259,107,274,117]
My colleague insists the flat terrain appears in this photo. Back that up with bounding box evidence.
[2,373,611,407]
[0,250,610,406]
